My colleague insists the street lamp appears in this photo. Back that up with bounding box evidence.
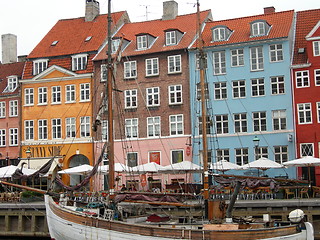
[25,147,32,168]
[253,136,260,160]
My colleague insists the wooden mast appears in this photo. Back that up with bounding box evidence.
[107,0,115,195]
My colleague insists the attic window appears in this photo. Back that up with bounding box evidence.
[211,26,232,42]
[51,40,59,46]
[250,20,271,37]
[85,36,92,42]
[298,48,305,54]
[3,76,18,93]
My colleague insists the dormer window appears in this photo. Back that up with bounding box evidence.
[72,54,88,71]
[112,39,120,53]
[137,35,147,50]
[211,26,232,42]
[3,76,18,93]
[250,20,271,37]
[165,29,184,46]
[33,59,48,75]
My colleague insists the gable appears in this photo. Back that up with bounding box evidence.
[32,65,77,81]
[306,21,320,40]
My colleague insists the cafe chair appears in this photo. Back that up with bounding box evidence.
[285,188,295,199]
[312,186,320,198]
[300,188,309,198]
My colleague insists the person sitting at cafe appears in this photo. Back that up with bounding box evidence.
[120,184,127,191]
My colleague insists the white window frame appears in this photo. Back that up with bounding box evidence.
[72,54,88,71]
[124,61,137,79]
[214,82,227,100]
[146,87,160,107]
[295,70,309,88]
[255,147,268,160]
[147,116,161,138]
[171,149,184,164]
[33,59,48,75]
[0,129,6,147]
[24,88,34,106]
[274,146,288,164]
[168,85,182,105]
[253,111,267,132]
[127,152,138,167]
[300,143,314,157]
[297,103,312,124]
[38,119,48,140]
[251,78,265,97]
[314,69,320,86]
[169,114,184,136]
[232,80,246,98]
[38,87,47,105]
[269,44,283,62]
[145,58,159,76]
[9,100,18,117]
[24,120,34,140]
[52,118,62,139]
[272,110,287,131]
[196,53,208,70]
[213,51,226,75]
[215,114,229,134]
[166,31,177,45]
[213,27,226,41]
[9,128,18,146]
[235,148,248,166]
[198,116,212,135]
[66,117,76,138]
[0,102,5,118]
[216,149,230,162]
[168,55,181,74]
[252,22,265,36]
[100,64,108,82]
[124,89,137,109]
[231,49,244,67]
[317,102,320,123]
[111,39,120,53]
[137,35,147,50]
[65,85,76,103]
[80,116,90,138]
[250,46,264,71]
[234,113,247,133]
[271,76,285,95]
[6,76,18,92]
[101,120,108,140]
[125,118,138,139]
[51,86,61,104]
[313,41,320,56]
[80,83,90,102]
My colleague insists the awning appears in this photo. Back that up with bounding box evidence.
[18,157,59,176]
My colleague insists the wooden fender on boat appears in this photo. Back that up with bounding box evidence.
[208,199,227,223]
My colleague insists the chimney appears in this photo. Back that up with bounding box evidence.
[85,0,100,22]
[264,7,275,14]
[1,34,17,64]
[162,1,178,20]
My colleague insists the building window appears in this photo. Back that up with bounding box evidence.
[51,86,61,104]
[65,85,76,103]
[215,114,228,134]
[271,76,285,94]
[198,116,212,135]
[147,116,160,138]
[216,149,230,162]
[0,102,5,118]
[315,69,320,86]
[5,76,18,92]
[213,51,226,75]
[101,120,108,140]
[214,82,227,100]
[196,82,209,101]
[127,152,138,167]
[232,80,246,98]
[9,100,18,117]
[100,64,108,82]
[38,87,47,105]
[170,114,183,135]
[72,54,87,71]
[234,113,247,133]
[25,120,34,140]
[269,44,283,62]
[80,83,90,102]
[33,59,48,75]
[137,35,147,50]
[166,31,176,45]
[317,102,320,123]
[24,88,34,106]
[124,89,137,109]
[66,117,76,138]
[212,27,226,41]
[253,111,267,132]
[255,147,268,160]
[300,143,313,156]
[313,41,320,56]
[111,39,120,53]
[196,53,208,70]
[168,55,181,74]
[0,129,5,147]
[250,46,264,71]
[295,70,309,88]
[80,116,90,137]
[272,110,287,130]
[231,49,244,67]
[251,22,266,36]
[124,61,137,79]
[171,150,184,164]
[168,85,182,105]
[146,58,159,76]
[52,118,62,139]
[149,151,161,165]
[274,146,288,164]
[251,78,265,97]
[146,87,160,107]
[235,148,248,165]
[38,119,48,140]
[125,118,138,139]
[297,103,312,124]
[9,128,18,146]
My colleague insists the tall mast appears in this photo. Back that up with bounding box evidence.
[197,0,209,203]
[107,0,115,195]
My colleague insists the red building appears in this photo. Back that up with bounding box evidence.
[291,9,320,184]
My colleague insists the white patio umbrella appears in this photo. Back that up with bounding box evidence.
[131,162,165,173]
[283,156,320,182]
[98,163,131,173]
[242,157,283,170]
[0,165,36,178]
[58,164,93,175]
[211,160,241,173]
[161,161,202,173]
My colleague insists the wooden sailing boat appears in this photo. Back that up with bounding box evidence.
[1,0,313,239]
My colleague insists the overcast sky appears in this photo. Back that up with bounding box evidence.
[0,0,319,63]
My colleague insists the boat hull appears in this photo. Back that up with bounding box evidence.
[45,195,311,240]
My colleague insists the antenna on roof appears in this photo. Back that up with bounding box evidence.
[140,4,151,20]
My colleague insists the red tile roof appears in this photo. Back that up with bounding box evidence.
[198,10,294,48]
[28,11,127,59]
[293,9,320,65]
[94,10,211,60]
[0,61,25,95]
